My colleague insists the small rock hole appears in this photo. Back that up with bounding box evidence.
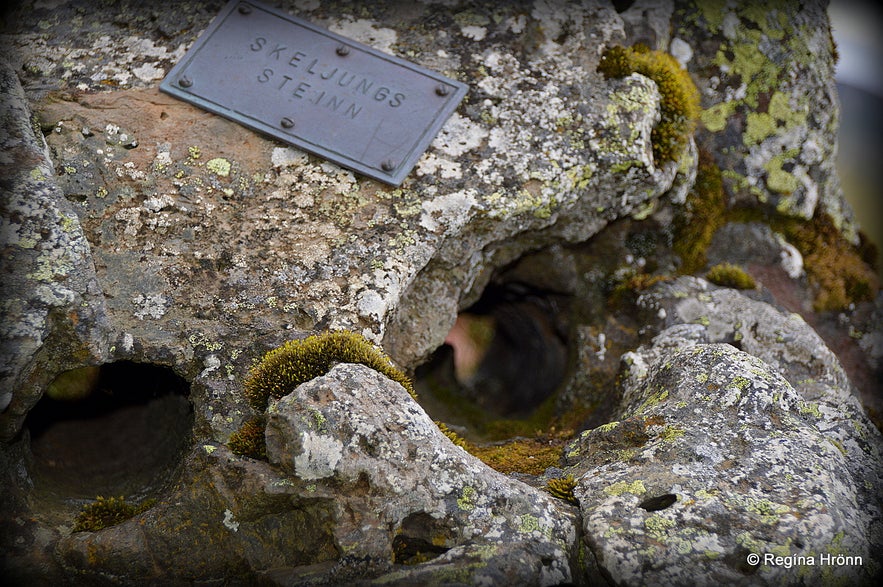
[25,361,192,520]
[392,512,454,565]
[638,493,677,511]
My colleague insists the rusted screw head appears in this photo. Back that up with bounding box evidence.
[381,160,395,172]
[435,84,450,97]
[336,45,350,57]
[280,117,295,129]
[178,76,192,88]
[238,4,252,14]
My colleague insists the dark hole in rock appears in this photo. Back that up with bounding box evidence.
[611,0,636,12]
[25,361,192,521]
[638,493,677,511]
[415,281,570,440]
[392,512,454,565]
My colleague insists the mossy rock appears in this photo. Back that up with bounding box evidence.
[72,496,155,532]
[598,44,701,165]
[706,263,756,290]
[244,330,415,411]
[228,416,268,460]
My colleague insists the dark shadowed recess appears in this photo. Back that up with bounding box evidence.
[24,361,192,521]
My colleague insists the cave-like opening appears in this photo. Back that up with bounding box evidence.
[25,361,193,522]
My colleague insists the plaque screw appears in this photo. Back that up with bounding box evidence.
[336,45,350,57]
[280,117,295,129]
[381,160,395,172]
[238,4,252,14]
[435,84,450,97]
[178,76,192,88]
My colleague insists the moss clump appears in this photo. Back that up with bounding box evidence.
[546,474,578,505]
[436,421,470,449]
[779,214,878,311]
[437,420,563,476]
[673,149,727,274]
[228,416,268,460]
[706,263,756,290]
[598,44,701,164]
[466,438,563,476]
[245,330,415,411]
[72,496,155,532]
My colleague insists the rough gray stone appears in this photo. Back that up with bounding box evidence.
[265,363,580,585]
[564,277,883,586]
[0,62,114,433]
[673,0,858,241]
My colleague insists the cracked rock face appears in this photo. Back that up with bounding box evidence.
[1,1,881,585]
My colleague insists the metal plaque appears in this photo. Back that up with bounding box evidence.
[160,0,468,185]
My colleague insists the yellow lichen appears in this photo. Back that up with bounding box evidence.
[244,330,415,411]
[598,44,701,165]
[206,157,231,177]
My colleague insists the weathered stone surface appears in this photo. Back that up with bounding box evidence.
[0,62,112,428]
[1,0,881,585]
[674,1,856,239]
[44,364,579,586]
[564,276,882,585]
[266,363,580,585]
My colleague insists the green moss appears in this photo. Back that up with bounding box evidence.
[244,330,415,411]
[672,149,727,273]
[598,44,701,165]
[545,474,578,505]
[466,437,563,476]
[72,496,155,532]
[436,421,470,450]
[706,263,757,289]
[228,416,268,460]
[777,213,879,311]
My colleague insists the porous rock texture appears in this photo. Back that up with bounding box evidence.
[1,0,881,585]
